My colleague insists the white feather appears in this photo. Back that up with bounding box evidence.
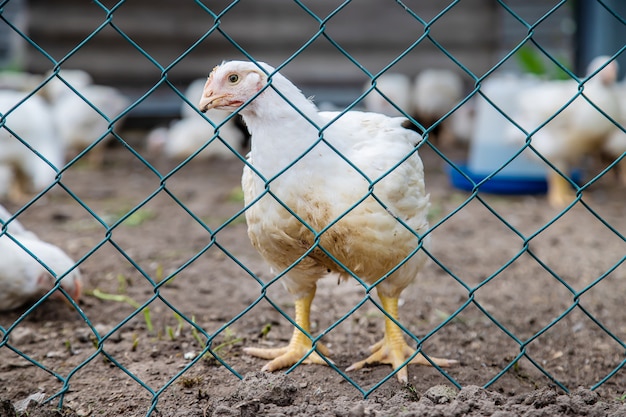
[0,204,81,311]
[0,90,64,198]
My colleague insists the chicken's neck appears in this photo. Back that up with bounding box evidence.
[242,95,328,179]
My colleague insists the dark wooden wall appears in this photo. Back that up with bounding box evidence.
[17,0,573,115]
[24,1,575,82]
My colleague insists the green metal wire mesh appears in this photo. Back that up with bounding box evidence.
[0,1,625,415]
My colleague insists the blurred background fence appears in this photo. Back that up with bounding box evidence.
[0,0,625,416]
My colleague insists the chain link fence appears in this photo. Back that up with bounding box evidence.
[1,1,625,415]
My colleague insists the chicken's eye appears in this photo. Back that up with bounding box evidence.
[228,73,239,84]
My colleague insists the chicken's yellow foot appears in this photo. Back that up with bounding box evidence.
[346,294,457,384]
[244,289,332,371]
[548,170,576,208]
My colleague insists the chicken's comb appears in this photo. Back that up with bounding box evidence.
[207,65,220,80]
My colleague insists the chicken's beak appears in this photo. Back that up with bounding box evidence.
[69,278,82,302]
[199,91,229,113]
[37,271,82,308]
[199,75,228,113]
[54,278,82,308]
[57,280,82,309]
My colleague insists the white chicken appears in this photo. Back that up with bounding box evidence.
[147,78,245,161]
[601,81,626,185]
[0,204,36,239]
[43,69,129,166]
[362,73,412,117]
[411,69,464,145]
[43,69,93,100]
[509,56,621,207]
[198,61,457,383]
[0,204,82,311]
[0,90,64,201]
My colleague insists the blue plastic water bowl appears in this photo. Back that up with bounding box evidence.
[447,163,582,195]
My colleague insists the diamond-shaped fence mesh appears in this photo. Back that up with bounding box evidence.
[0,0,625,415]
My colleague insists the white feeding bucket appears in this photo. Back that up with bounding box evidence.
[449,74,549,194]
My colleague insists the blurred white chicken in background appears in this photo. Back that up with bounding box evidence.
[0,90,64,202]
[42,69,93,101]
[601,80,626,185]
[0,71,44,92]
[508,56,621,207]
[603,131,626,184]
[0,204,82,311]
[0,204,37,239]
[362,73,412,117]
[411,69,465,146]
[147,78,246,161]
[362,70,472,148]
[43,69,129,167]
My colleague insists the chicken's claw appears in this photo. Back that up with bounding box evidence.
[346,295,457,384]
[346,338,457,384]
[244,342,331,372]
[244,290,333,371]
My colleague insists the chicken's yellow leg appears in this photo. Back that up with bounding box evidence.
[347,294,457,383]
[244,287,331,371]
[547,170,575,208]
[86,144,106,169]
[617,158,626,187]
[8,169,29,204]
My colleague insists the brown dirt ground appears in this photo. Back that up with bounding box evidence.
[1,135,625,417]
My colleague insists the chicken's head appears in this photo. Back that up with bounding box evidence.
[586,56,619,86]
[199,61,271,113]
[37,268,83,306]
